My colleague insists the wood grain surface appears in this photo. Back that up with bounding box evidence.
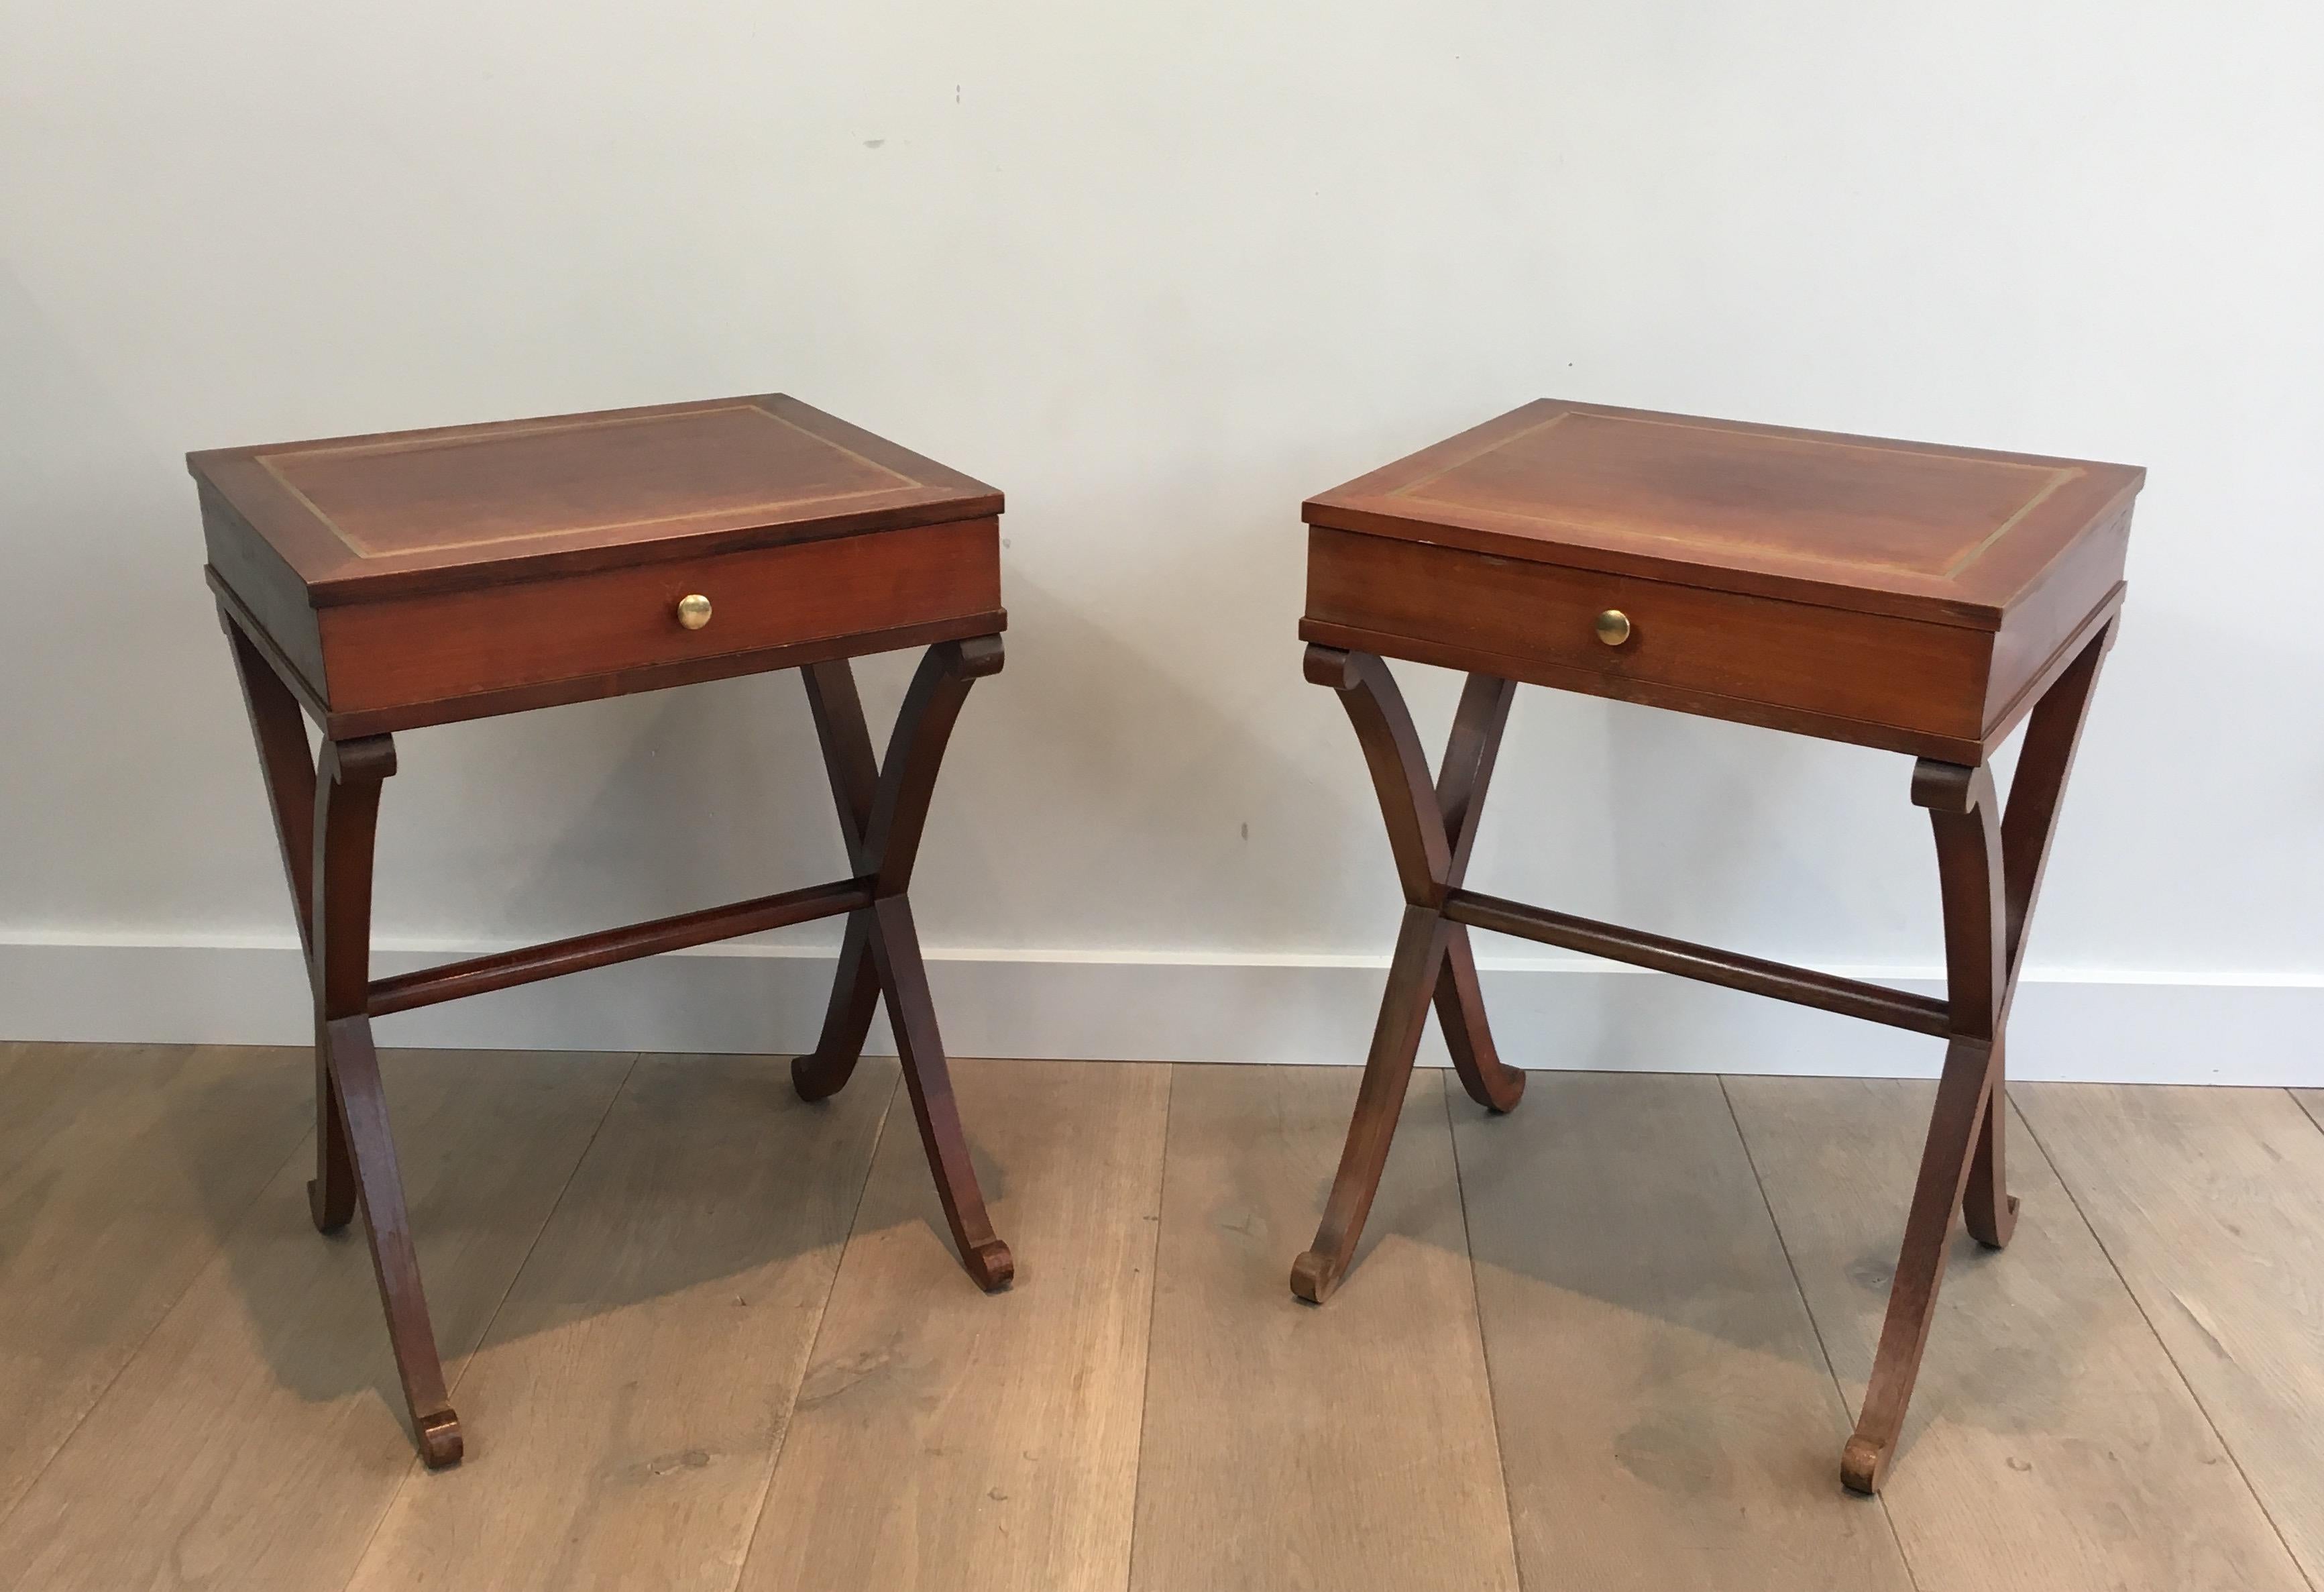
[192,394,1001,600]
[1130,1063,1518,1592]
[346,1055,897,1592]
[6,1051,2323,1592]
[1726,1076,2307,1592]
[2018,1083,2324,1584]
[1304,398,2141,627]
[0,1043,312,1517]
[0,1049,630,1592]
[1455,1072,1915,1591]
[1306,525,1991,741]
[319,518,1000,721]
[739,1059,1169,1592]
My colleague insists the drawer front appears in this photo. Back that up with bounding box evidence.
[1305,527,1990,744]
[321,517,1000,716]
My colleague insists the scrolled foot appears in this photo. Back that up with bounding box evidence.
[966,1238,1014,1293]
[307,1177,350,1234]
[1970,1193,2021,1251]
[1480,1065,1526,1114]
[1840,1433,1890,1495]
[1289,1249,1342,1305]
[417,1407,464,1469]
[790,1052,852,1104]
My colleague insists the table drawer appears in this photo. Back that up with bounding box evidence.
[320,517,1001,720]
[1305,527,1991,749]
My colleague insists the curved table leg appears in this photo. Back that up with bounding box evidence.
[1962,1047,2018,1250]
[794,910,881,1103]
[315,735,463,1469]
[1840,1033,2000,1495]
[1292,904,1448,1302]
[1844,622,2112,1492]
[1433,929,1522,1114]
[793,657,885,1102]
[1293,647,1516,1302]
[1433,673,1525,1114]
[220,618,359,1232]
[868,894,1013,1291]
[827,637,1013,1289]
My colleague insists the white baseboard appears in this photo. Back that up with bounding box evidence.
[3,935,2316,1085]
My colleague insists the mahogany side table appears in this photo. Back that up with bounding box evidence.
[191,394,1015,1468]
[1292,399,2141,1493]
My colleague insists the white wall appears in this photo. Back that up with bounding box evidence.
[4,2,2319,1081]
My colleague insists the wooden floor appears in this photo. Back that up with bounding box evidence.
[3,1043,2320,1591]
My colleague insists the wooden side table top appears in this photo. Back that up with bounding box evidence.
[192,394,1005,737]
[1302,399,2143,762]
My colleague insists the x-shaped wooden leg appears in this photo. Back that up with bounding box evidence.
[791,656,885,1104]
[789,636,1015,1291]
[1291,645,1524,1304]
[1841,622,2113,1493]
[223,619,461,1467]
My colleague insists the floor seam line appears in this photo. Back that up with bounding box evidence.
[729,1059,907,1592]
[1720,1075,1924,1590]
[2015,1094,2320,1592]
[1448,1072,1528,1591]
[2290,1087,2324,1138]
[337,1048,641,1592]
[1120,1060,1179,1592]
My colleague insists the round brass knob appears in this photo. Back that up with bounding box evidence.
[1594,608,1632,647]
[676,594,713,631]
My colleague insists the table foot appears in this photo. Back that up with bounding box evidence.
[306,1177,351,1235]
[310,1052,357,1232]
[417,1407,464,1469]
[1971,1193,2021,1251]
[966,1238,1015,1293]
[1288,1249,1341,1305]
[1964,1078,2019,1249]
[1840,1432,1890,1495]
[791,1047,859,1104]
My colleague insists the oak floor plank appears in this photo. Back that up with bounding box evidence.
[0,1049,630,1592]
[1455,1073,1914,1592]
[345,1055,898,1592]
[739,1059,1169,1592]
[0,1042,313,1520]
[1129,1063,1518,1592]
[2295,1090,2324,1136]
[1728,1077,2307,1592]
[2017,1083,2324,1584]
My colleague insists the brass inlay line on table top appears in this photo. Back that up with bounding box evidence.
[1938,466,2083,578]
[260,403,926,561]
[1385,411,1574,500]
[1387,409,2080,582]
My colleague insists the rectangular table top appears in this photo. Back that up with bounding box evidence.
[194,394,1005,737]
[189,394,1001,606]
[1305,400,2143,630]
